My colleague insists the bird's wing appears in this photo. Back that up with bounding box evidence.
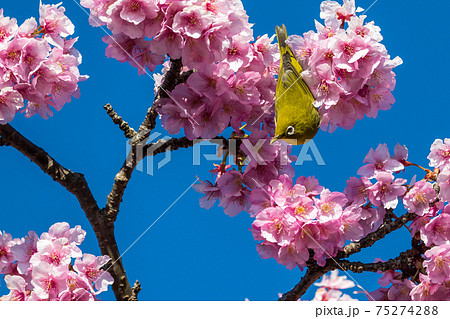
[275,25,314,114]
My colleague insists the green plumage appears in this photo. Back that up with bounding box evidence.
[273,25,320,145]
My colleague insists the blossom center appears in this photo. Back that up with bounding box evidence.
[343,43,355,56]
[130,1,140,11]
[380,184,391,195]
[0,28,7,41]
[189,15,198,26]
[319,82,329,94]
[0,247,8,257]
[414,191,427,204]
[435,256,448,270]
[321,202,335,215]
[440,149,450,159]
[50,251,61,264]
[356,28,368,37]
[234,85,246,97]
[7,50,21,63]
[325,50,334,61]
[85,267,100,280]
[206,3,217,14]
[271,219,283,235]
[228,46,239,57]
[43,278,55,292]
[295,205,306,215]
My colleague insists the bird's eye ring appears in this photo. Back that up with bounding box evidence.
[286,126,295,136]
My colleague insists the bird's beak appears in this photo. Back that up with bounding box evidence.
[270,135,280,145]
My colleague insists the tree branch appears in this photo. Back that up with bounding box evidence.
[278,211,417,301]
[0,123,133,301]
[279,259,334,301]
[339,246,425,276]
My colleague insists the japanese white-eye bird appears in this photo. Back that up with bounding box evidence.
[272,25,320,145]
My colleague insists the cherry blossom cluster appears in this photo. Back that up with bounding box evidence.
[0,3,87,124]
[0,222,113,301]
[154,42,277,139]
[81,0,279,139]
[366,138,450,301]
[286,0,402,132]
[194,134,296,216]
[248,144,405,269]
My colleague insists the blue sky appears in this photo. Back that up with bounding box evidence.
[1,0,449,301]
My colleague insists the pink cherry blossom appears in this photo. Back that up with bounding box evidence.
[365,287,389,301]
[410,215,432,235]
[423,244,450,284]
[248,187,274,216]
[251,207,299,246]
[30,238,72,267]
[0,275,28,301]
[367,172,406,209]
[320,0,364,27]
[172,7,212,39]
[428,138,450,171]
[312,287,356,301]
[39,2,75,48]
[403,180,436,216]
[241,130,277,168]
[437,170,450,202]
[151,25,184,59]
[256,242,279,261]
[314,189,347,222]
[296,176,324,197]
[74,253,113,293]
[315,270,355,289]
[1,223,113,300]
[387,279,415,301]
[0,9,18,43]
[216,170,246,198]
[343,176,372,206]
[277,237,309,270]
[17,17,38,38]
[218,189,250,217]
[410,274,440,301]
[421,212,450,246]
[10,231,38,274]
[0,231,15,274]
[341,206,364,241]
[357,144,404,178]
[59,272,95,301]
[394,143,408,164]
[193,179,222,210]
[0,87,23,124]
[31,262,68,300]
[41,221,86,247]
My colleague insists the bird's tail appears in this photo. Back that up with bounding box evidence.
[275,25,289,61]
[275,24,303,73]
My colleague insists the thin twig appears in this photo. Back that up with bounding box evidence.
[103,103,137,138]
[128,281,142,301]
